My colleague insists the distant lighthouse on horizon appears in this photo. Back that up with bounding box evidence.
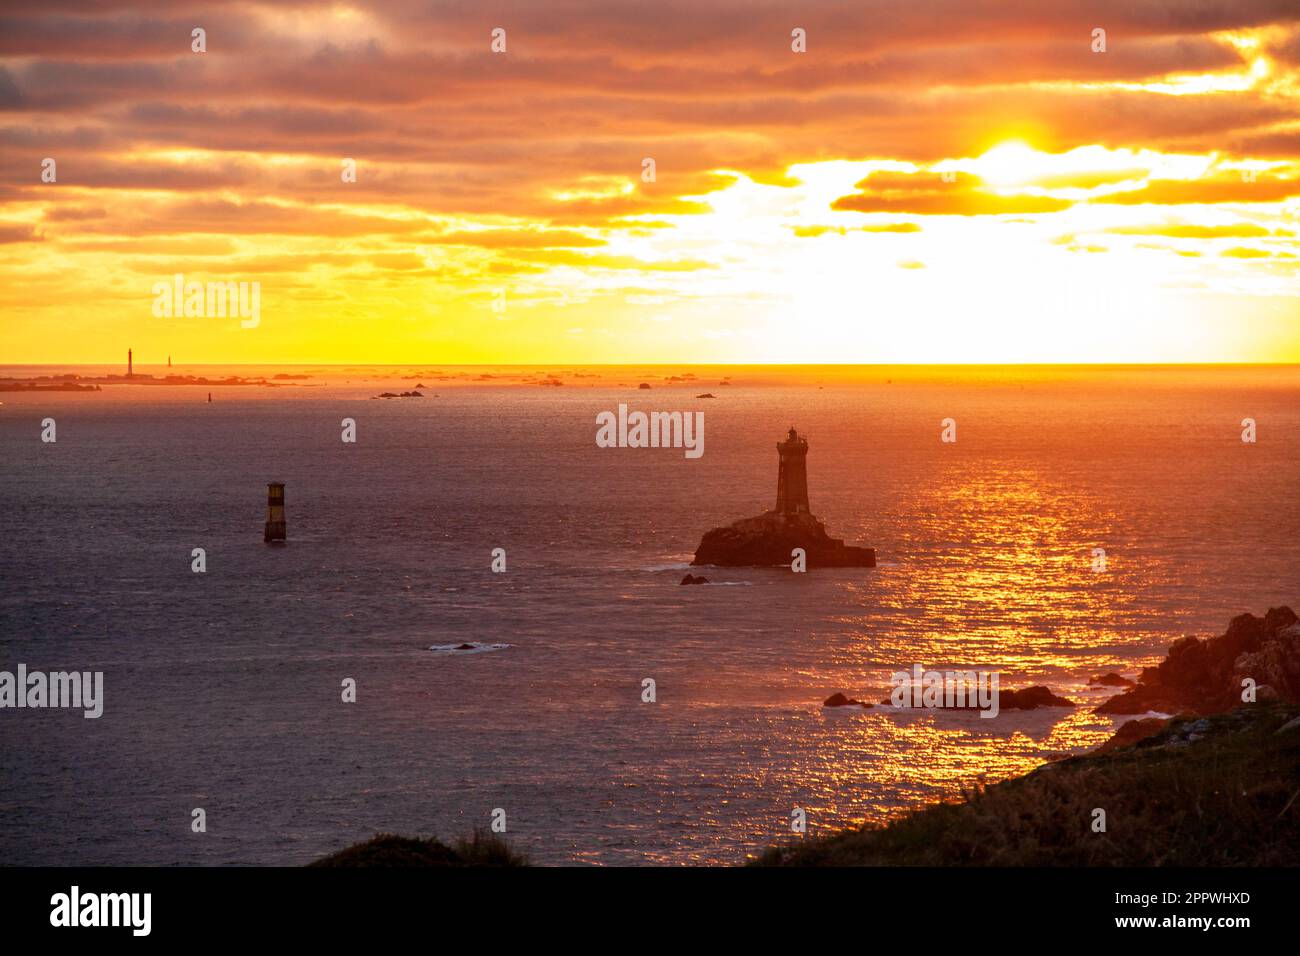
[127,348,133,377]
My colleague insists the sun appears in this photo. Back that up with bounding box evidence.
[974,141,1042,187]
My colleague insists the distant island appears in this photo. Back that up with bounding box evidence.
[0,351,319,390]
[0,381,101,392]
[0,372,299,389]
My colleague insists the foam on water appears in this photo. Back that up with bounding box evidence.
[428,642,513,655]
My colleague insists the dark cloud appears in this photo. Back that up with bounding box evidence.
[0,222,41,243]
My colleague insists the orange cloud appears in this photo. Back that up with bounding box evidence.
[2,1,1300,363]
[832,172,1074,216]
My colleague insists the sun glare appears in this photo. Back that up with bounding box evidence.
[974,142,1042,187]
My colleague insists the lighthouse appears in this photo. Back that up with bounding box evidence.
[691,426,875,567]
[775,427,810,515]
[127,348,133,377]
[264,482,286,543]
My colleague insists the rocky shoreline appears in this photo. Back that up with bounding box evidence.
[307,606,1300,866]
[1097,606,1299,715]
[769,604,1300,866]
[758,702,1300,866]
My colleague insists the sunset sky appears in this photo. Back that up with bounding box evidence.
[2,1,1299,364]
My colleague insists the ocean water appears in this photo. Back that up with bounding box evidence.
[1,365,1297,865]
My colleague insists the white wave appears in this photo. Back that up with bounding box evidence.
[427,641,513,655]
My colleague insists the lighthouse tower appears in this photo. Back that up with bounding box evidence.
[774,427,810,515]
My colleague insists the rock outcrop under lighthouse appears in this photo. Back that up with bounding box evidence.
[691,428,876,568]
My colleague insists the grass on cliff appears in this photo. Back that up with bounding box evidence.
[754,705,1300,866]
[308,829,528,867]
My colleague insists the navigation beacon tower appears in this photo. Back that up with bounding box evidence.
[264,482,287,543]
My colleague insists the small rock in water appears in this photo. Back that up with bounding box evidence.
[876,685,1074,710]
[428,641,512,655]
[999,686,1076,709]
[1089,672,1135,687]
[823,692,872,709]
[679,573,709,585]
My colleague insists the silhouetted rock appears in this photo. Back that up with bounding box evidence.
[1095,717,1170,753]
[308,831,527,867]
[679,573,709,585]
[823,692,872,709]
[877,685,1074,710]
[1001,686,1076,709]
[1096,606,1299,716]
[695,511,876,568]
[638,382,651,389]
[696,393,715,398]
[1089,673,1135,687]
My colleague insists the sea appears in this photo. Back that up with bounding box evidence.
[1,364,1297,865]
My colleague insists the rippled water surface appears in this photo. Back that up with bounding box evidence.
[1,365,1297,865]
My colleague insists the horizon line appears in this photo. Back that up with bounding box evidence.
[6,361,1300,370]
